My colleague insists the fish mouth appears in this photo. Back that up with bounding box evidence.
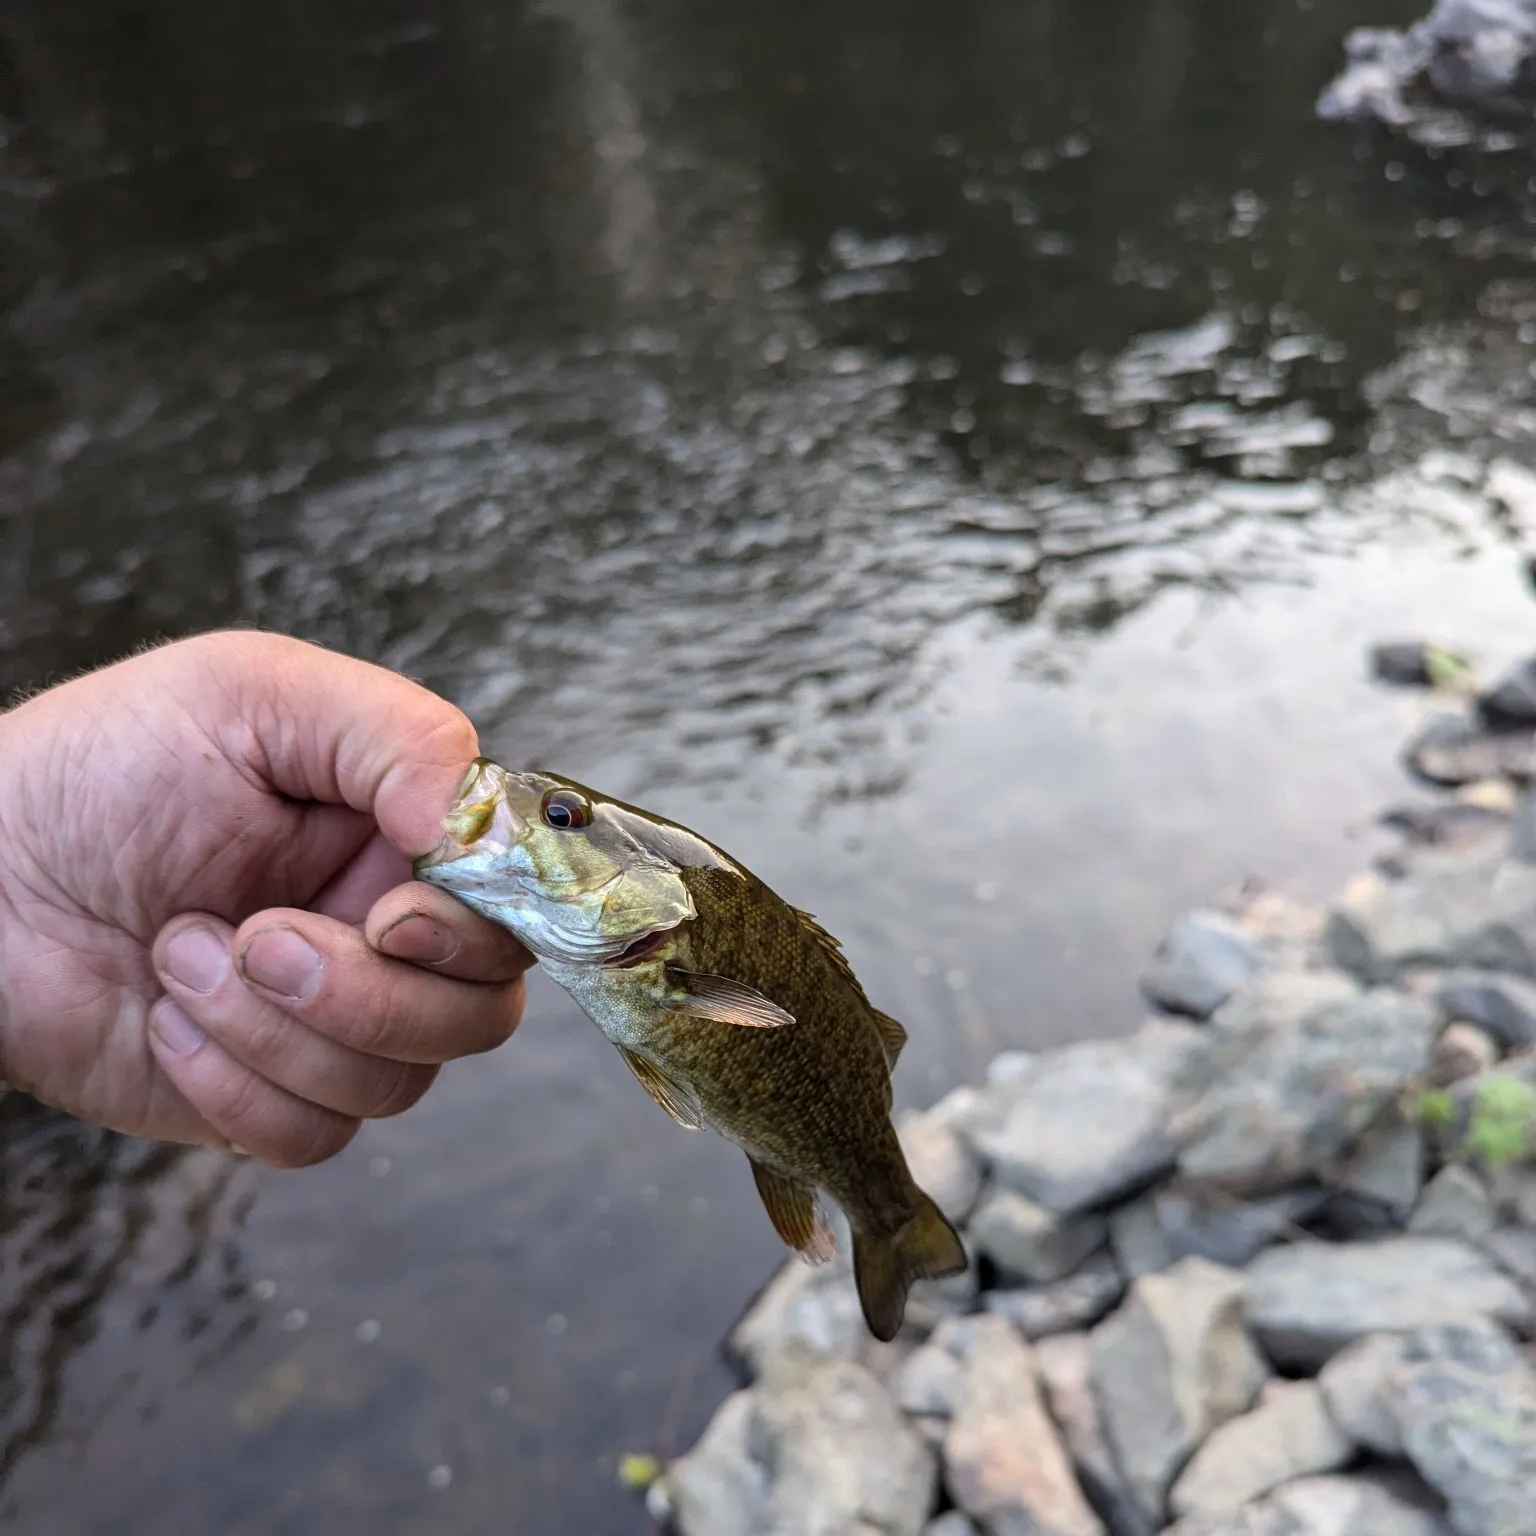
[413,759,527,877]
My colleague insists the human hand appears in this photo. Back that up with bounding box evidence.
[0,630,530,1166]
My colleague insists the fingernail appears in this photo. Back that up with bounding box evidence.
[377,913,459,965]
[164,926,231,995]
[151,1001,207,1058]
[240,925,322,1002]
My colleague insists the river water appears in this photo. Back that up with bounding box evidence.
[6,0,1536,1531]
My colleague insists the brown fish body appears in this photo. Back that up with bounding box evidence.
[415,762,967,1340]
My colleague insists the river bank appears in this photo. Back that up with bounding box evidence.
[646,641,1536,1536]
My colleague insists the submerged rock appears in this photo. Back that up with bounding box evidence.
[665,1348,937,1536]
[1090,1257,1269,1527]
[1167,1381,1352,1520]
[1141,911,1265,1020]
[961,1021,1200,1215]
[944,1316,1105,1536]
[1171,987,1436,1195]
[1243,1236,1533,1371]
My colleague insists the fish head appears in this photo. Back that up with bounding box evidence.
[413,759,716,965]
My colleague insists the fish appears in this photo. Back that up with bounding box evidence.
[412,758,967,1341]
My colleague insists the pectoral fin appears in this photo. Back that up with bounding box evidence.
[616,1046,705,1130]
[748,1158,835,1264]
[871,1008,908,1071]
[665,969,794,1029]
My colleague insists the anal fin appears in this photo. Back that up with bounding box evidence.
[616,1046,705,1130]
[666,969,794,1029]
[748,1158,835,1264]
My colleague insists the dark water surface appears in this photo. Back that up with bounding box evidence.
[8,0,1536,1531]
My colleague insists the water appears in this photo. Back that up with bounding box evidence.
[7,0,1536,1530]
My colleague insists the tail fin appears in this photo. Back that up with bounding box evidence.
[852,1194,968,1342]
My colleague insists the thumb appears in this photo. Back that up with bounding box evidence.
[194,631,479,855]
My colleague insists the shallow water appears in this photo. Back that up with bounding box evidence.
[7,0,1536,1531]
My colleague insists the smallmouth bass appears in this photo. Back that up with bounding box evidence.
[413,759,967,1341]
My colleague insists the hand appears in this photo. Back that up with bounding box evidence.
[0,630,530,1166]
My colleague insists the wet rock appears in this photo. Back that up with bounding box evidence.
[894,1342,963,1420]
[1090,1257,1269,1527]
[968,1187,1106,1285]
[944,1315,1105,1536]
[1389,1331,1536,1536]
[1325,849,1536,982]
[1371,640,1468,688]
[1171,988,1436,1195]
[1429,1021,1502,1085]
[1319,1332,1415,1456]
[1036,1332,1153,1536]
[1164,1471,1456,1536]
[1408,1164,1496,1243]
[899,1108,985,1225]
[982,1251,1125,1340]
[666,1348,937,1536]
[1243,1236,1533,1371]
[1141,910,1265,1020]
[1337,1122,1423,1220]
[962,1021,1200,1215]
[1480,655,1536,727]
[1434,969,1536,1049]
[1167,1381,1352,1520]
[924,1515,980,1536]
[1403,711,1533,788]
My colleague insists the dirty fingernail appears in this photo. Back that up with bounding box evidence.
[240,926,323,1002]
[378,913,459,965]
[151,1000,207,1058]
[164,926,231,995]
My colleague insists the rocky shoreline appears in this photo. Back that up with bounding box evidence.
[642,641,1536,1536]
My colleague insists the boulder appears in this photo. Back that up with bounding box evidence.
[1090,1257,1269,1526]
[1141,910,1266,1020]
[982,1251,1125,1340]
[944,1315,1105,1536]
[1036,1332,1153,1536]
[1243,1237,1533,1371]
[1163,1471,1455,1535]
[961,1021,1200,1215]
[968,1187,1106,1285]
[1171,987,1436,1195]
[666,1348,937,1536]
[1167,1381,1353,1520]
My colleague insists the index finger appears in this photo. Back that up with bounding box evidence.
[364,883,533,984]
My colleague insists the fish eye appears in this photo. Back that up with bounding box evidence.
[541,788,593,831]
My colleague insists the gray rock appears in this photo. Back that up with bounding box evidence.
[1338,1122,1424,1220]
[1480,656,1536,728]
[895,1343,963,1419]
[924,1516,981,1536]
[1155,1185,1326,1268]
[1429,1021,1502,1085]
[982,1251,1126,1340]
[1489,1158,1536,1225]
[1141,911,1266,1020]
[945,1315,1105,1536]
[1390,1336,1536,1536]
[906,1237,983,1333]
[1435,969,1536,1050]
[968,1187,1106,1285]
[1403,711,1533,788]
[1483,1224,1536,1287]
[1409,1164,1497,1243]
[1172,987,1437,1195]
[1319,1332,1415,1456]
[1382,801,1512,855]
[1243,1237,1533,1371]
[1325,850,1536,983]
[1108,1198,1174,1281]
[1168,1381,1353,1520]
[667,1348,937,1536]
[1371,640,1464,688]
[1206,967,1361,1033]
[1163,1471,1455,1536]
[1090,1257,1270,1526]
[899,1107,985,1225]
[1302,1189,1405,1242]
[962,1021,1201,1215]
[1036,1332,1154,1536]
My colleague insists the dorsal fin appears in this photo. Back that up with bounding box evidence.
[794,906,907,1071]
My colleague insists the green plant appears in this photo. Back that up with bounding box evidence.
[1416,1087,1456,1129]
[1464,1075,1536,1169]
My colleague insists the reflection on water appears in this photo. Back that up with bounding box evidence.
[7,0,1536,1531]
